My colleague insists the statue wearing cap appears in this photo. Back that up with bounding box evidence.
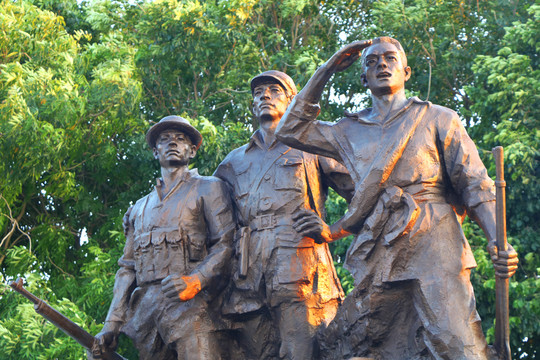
[214,71,354,359]
[91,116,235,360]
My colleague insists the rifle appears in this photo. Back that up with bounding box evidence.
[492,146,511,360]
[10,278,127,360]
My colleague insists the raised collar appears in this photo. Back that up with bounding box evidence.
[246,129,279,152]
[345,96,430,125]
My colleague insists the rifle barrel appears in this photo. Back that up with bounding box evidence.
[10,278,126,360]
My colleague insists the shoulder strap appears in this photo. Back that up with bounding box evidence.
[177,177,198,220]
[331,125,361,184]
[300,152,321,218]
[176,178,199,273]
[339,103,429,232]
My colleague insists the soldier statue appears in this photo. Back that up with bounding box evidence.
[276,37,519,359]
[214,71,354,359]
[91,116,235,360]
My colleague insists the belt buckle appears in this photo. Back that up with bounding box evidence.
[258,214,274,230]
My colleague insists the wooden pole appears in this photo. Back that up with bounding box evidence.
[492,146,511,360]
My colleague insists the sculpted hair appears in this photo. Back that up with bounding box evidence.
[361,36,408,72]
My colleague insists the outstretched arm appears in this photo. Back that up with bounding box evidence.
[276,40,372,160]
[299,40,372,104]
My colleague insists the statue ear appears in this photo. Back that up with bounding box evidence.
[288,94,295,103]
[152,147,159,160]
[361,73,368,87]
[189,144,197,160]
[404,66,412,82]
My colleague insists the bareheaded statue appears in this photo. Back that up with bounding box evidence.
[276,37,519,359]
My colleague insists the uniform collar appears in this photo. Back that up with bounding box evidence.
[246,129,279,152]
[345,96,430,125]
[155,168,198,201]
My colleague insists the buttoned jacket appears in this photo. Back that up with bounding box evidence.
[215,131,353,311]
[106,169,235,323]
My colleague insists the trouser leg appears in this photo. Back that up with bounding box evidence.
[123,286,177,360]
[274,302,319,360]
[363,281,423,360]
[174,330,221,360]
[228,308,279,360]
[412,270,488,360]
[133,329,176,360]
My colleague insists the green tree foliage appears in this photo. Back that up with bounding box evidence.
[134,0,339,122]
[0,0,537,359]
[131,0,345,172]
[465,4,540,355]
[0,1,144,358]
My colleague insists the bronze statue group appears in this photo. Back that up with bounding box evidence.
[91,37,519,360]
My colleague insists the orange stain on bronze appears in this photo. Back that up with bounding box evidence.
[293,240,340,327]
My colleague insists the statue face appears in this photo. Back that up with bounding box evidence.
[153,129,196,168]
[252,82,290,123]
[362,42,410,96]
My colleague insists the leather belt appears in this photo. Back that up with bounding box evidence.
[250,214,276,231]
[411,191,446,203]
[401,184,447,203]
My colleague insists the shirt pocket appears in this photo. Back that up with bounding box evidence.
[274,156,304,191]
[134,231,151,249]
[133,232,152,284]
[233,163,252,192]
[167,228,187,275]
[276,246,315,284]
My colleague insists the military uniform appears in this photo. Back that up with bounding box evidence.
[215,130,352,359]
[105,169,235,360]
